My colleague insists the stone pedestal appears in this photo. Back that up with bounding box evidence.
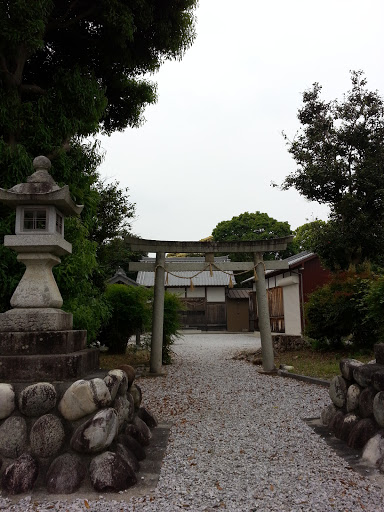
[10,253,63,309]
[0,309,99,382]
[0,341,99,381]
[0,308,73,332]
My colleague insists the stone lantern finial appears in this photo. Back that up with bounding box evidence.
[33,155,52,171]
[28,156,56,187]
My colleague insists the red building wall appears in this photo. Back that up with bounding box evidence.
[301,256,331,303]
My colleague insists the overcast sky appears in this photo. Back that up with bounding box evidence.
[98,0,384,242]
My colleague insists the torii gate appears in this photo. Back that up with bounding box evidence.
[128,236,293,375]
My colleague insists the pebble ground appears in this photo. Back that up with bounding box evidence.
[1,333,384,511]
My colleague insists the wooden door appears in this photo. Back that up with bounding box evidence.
[254,287,285,332]
[227,298,250,332]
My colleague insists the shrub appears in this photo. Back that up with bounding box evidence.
[100,284,152,354]
[305,268,378,350]
[162,291,183,364]
[363,274,384,344]
[64,293,111,344]
[100,284,183,361]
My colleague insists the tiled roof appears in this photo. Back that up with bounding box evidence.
[264,250,315,275]
[136,256,235,287]
[241,251,316,284]
[227,289,252,299]
[107,267,139,286]
[282,250,314,266]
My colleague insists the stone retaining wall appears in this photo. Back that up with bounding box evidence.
[272,334,310,352]
[0,365,157,494]
[321,343,384,471]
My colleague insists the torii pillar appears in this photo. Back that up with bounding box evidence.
[128,237,293,375]
[254,252,275,372]
[151,252,165,373]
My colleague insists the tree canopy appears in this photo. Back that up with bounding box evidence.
[283,71,384,270]
[211,211,293,263]
[0,0,197,174]
[0,0,198,335]
[291,220,326,253]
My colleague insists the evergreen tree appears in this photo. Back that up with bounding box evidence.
[212,211,293,263]
[283,71,384,270]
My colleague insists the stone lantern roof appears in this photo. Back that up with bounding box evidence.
[0,156,83,216]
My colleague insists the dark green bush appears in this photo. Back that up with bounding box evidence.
[100,284,183,360]
[64,292,111,344]
[363,274,384,344]
[305,268,378,350]
[162,291,183,364]
[101,284,152,354]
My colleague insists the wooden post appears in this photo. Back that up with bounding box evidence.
[150,252,165,374]
[254,252,276,373]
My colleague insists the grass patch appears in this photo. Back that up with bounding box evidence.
[99,345,151,371]
[276,349,374,379]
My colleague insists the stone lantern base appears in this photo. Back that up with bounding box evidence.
[0,308,99,382]
[0,308,73,332]
[0,331,99,382]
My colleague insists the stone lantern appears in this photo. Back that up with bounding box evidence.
[0,156,82,315]
[0,157,157,497]
[0,156,99,380]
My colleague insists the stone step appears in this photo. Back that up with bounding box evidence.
[0,330,87,356]
[0,348,99,382]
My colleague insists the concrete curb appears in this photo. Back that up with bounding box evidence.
[278,369,330,387]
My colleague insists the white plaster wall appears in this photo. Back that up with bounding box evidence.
[206,287,225,303]
[257,274,302,335]
[167,287,185,297]
[266,273,293,289]
[186,287,206,298]
[282,283,302,335]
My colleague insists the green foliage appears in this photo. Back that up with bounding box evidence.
[291,220,327,253]
[88,181,141,283]
[64,292,111,344]
[211,211,293,262]
[362,275,384,344]
[100,285,182,362]
[97,237,144,283]
[0,0,197,144]
[305,268,378,350]
[162,291,183,364]
[90,181,135,246]
[0,1,197,326]
[212,211,291,243]
[283,71,384,270]
[101,284,152,354]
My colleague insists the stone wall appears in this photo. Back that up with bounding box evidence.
[0,366,157,494]
[272,334,310,353]
[321,343,384,471]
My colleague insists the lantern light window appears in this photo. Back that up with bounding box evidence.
[23,209,47,231]
[56,212,63,234]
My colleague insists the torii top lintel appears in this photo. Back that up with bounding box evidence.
[126,236,294,254]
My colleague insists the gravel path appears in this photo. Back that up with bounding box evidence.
[2,333,384,511]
